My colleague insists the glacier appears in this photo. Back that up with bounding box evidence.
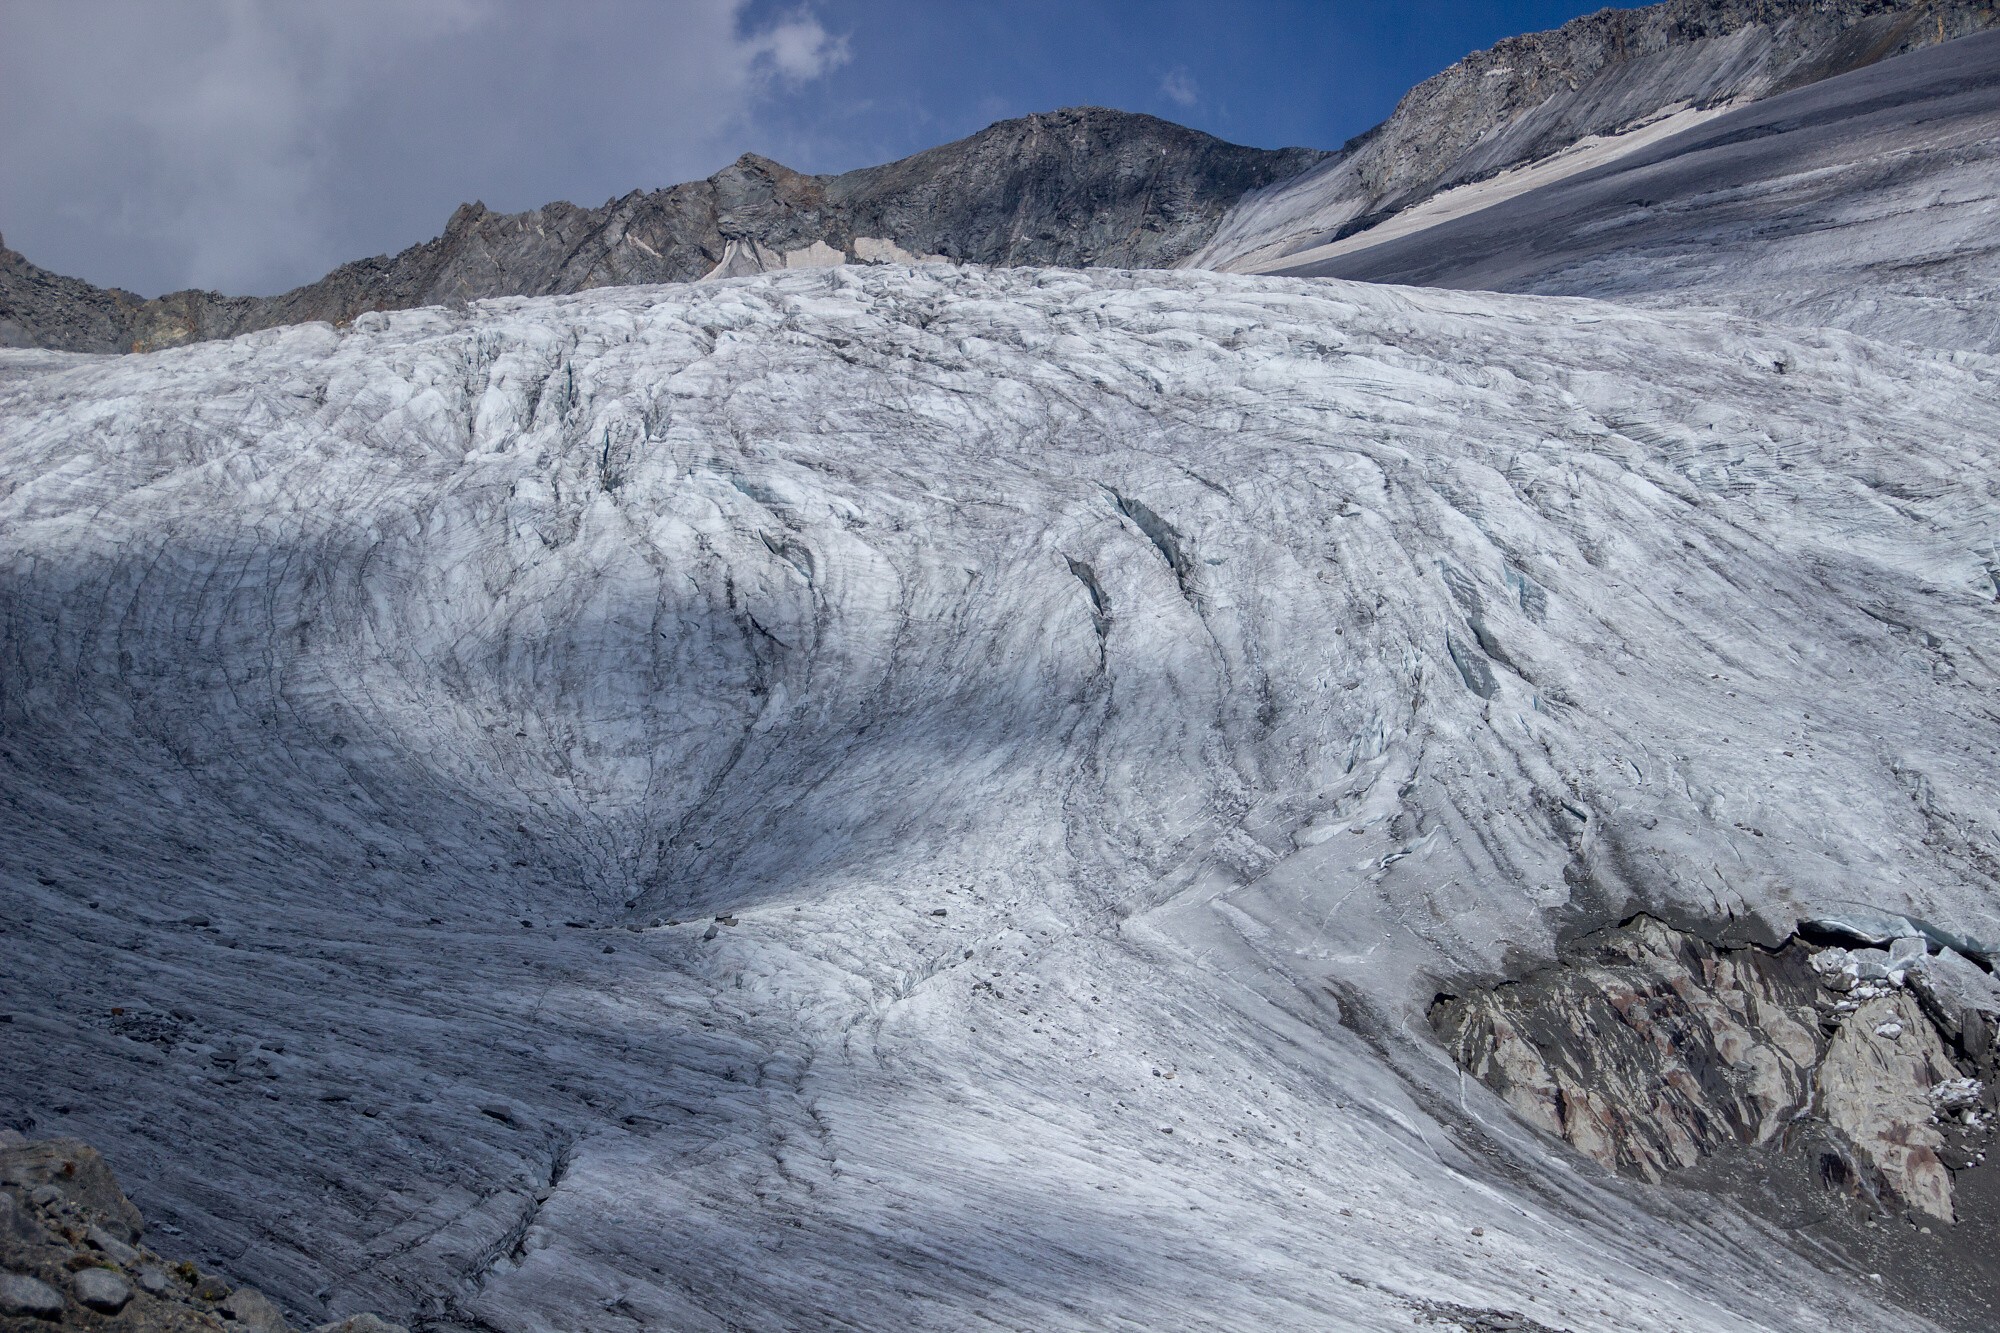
[4,263,1999,1331]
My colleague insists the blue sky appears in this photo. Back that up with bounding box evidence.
[1,1,1615,297]
[747,1,1615,169]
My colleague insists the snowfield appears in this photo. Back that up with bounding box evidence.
[3,265,1998,1331]
[1238,30,2000,357]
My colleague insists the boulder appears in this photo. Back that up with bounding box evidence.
[0,1271,63,1318]
[222,1285,295,1332]
[1817,992,1961,1221]
[1906,947,2000,1068]
[0,1190,38,1244]
[312,1316,412,1333]
[73,1265,133,1313]
[86,1221,140,1266]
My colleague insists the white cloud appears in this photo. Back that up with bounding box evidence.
[0,0,853,296]
[1159,67,1199,109]
[750,9,852,84]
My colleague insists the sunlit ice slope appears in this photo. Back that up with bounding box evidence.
[3,265,1998,1331]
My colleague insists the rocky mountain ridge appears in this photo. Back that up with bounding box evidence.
[0,108,1325,355]
[10,1,1994,357]
[1261,28,2000,354]
[1193,0,1999,272]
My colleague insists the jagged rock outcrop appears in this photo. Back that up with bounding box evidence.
[1434,917,1999,1224]
[0,1134,404,1333]
[1193,0,1999,273]
[0,109,1325,354]
[1433,918,1826,1181]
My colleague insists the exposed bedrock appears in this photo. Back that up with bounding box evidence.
[1435,914,2000,1324]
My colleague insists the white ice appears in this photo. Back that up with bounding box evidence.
[3,264,1997,1331]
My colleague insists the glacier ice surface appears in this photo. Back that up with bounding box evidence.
[3,264,1998,1330]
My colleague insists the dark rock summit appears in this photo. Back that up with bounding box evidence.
[0,108,1326,355]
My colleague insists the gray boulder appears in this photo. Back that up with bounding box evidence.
[312,1316,412,1333]
[86,1221,140,1266]
[0,1271,64,1318]
[73,1265,133,1313]
[0,1191,37,1244]
[1907,947,2000,1067]
[222,1285,295,1332]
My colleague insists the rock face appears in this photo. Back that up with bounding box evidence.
[1816,990,1961,1220]
[1434,918,1827,1182]
[0,1135,405,1332]
[5,265,1998,1331]
[0,108,1325,355]
[0,1142,144,1247]
[1435,918,1999,1225]
[1193,0,1999,274]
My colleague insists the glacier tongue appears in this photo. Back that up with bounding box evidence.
[3,264,1997,1331]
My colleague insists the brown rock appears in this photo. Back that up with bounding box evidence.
[1817,991,1960,1221]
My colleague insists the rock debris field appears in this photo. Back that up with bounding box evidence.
[0,1132,405,1331]
[3,264,1999,1331]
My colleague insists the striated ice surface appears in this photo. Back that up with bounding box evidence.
[3,264,1999,1330]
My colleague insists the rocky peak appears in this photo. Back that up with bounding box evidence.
[0,110,1325,355]
[442,201,490,233]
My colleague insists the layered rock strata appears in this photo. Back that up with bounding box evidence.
[1434,916,2000,1223]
